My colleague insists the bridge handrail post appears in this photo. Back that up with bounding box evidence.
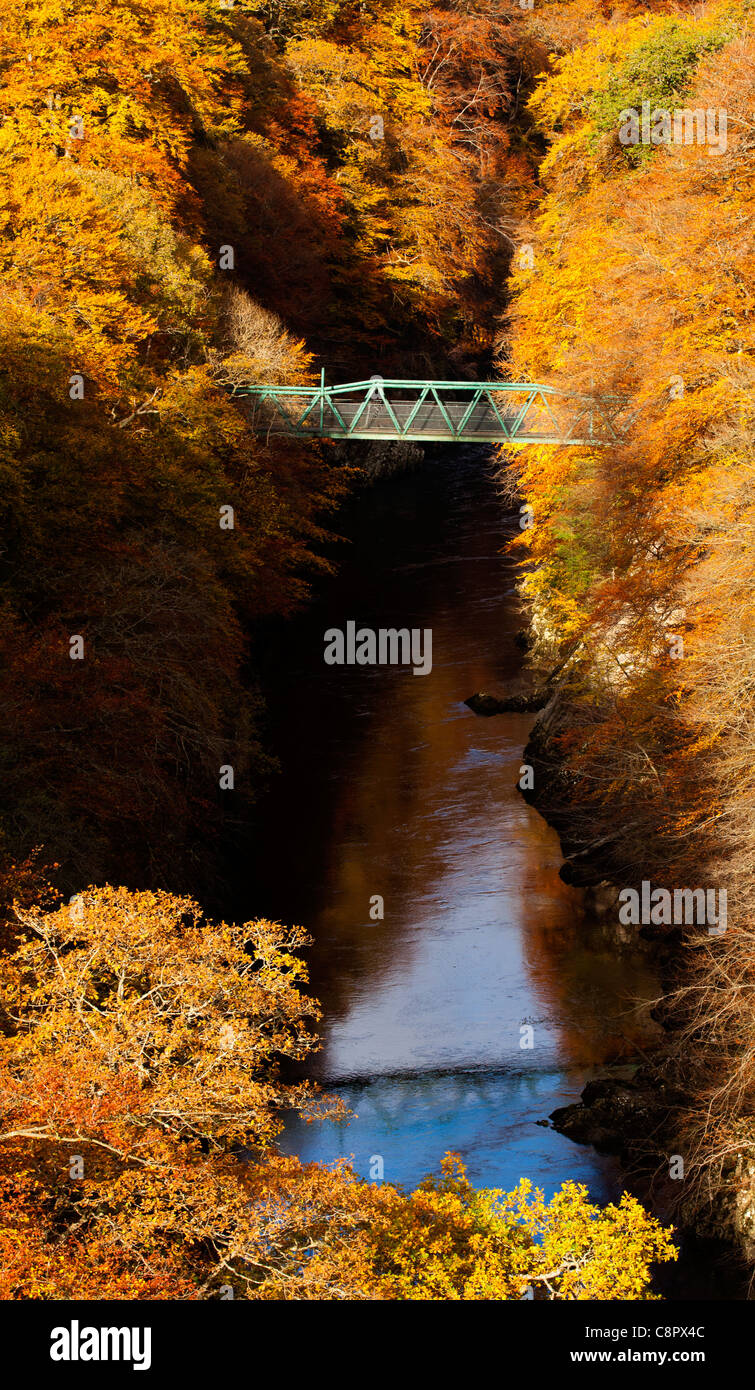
[319,368,325,433]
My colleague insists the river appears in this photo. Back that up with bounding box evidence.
[247,446,661,1201]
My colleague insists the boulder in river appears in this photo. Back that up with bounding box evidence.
[549,1073,683,1155]
[464,680,551,716]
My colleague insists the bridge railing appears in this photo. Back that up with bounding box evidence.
[236,377,633,446]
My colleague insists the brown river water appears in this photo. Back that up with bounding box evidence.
[244,446,664,1205]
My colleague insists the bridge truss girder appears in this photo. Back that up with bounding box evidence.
[237,378,633,446]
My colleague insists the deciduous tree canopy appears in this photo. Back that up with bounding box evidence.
[0,887,676,1299]
[503,0,755,1231]
[2,0,721,1298]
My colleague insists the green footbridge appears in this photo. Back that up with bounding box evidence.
[239,375,632,446]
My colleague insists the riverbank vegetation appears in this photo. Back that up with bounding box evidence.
[0,885,675,1298]
[504,0,755,1251]
[0,0,546,891]
[0,0,736,1296]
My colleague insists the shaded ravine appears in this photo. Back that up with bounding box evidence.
[243,448,661,1199]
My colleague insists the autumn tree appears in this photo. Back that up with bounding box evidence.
[502,0,755,1233]
[0,887,675,1299]
[0,0,541,887]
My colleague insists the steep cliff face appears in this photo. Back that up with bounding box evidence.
[518,682,755,1267]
